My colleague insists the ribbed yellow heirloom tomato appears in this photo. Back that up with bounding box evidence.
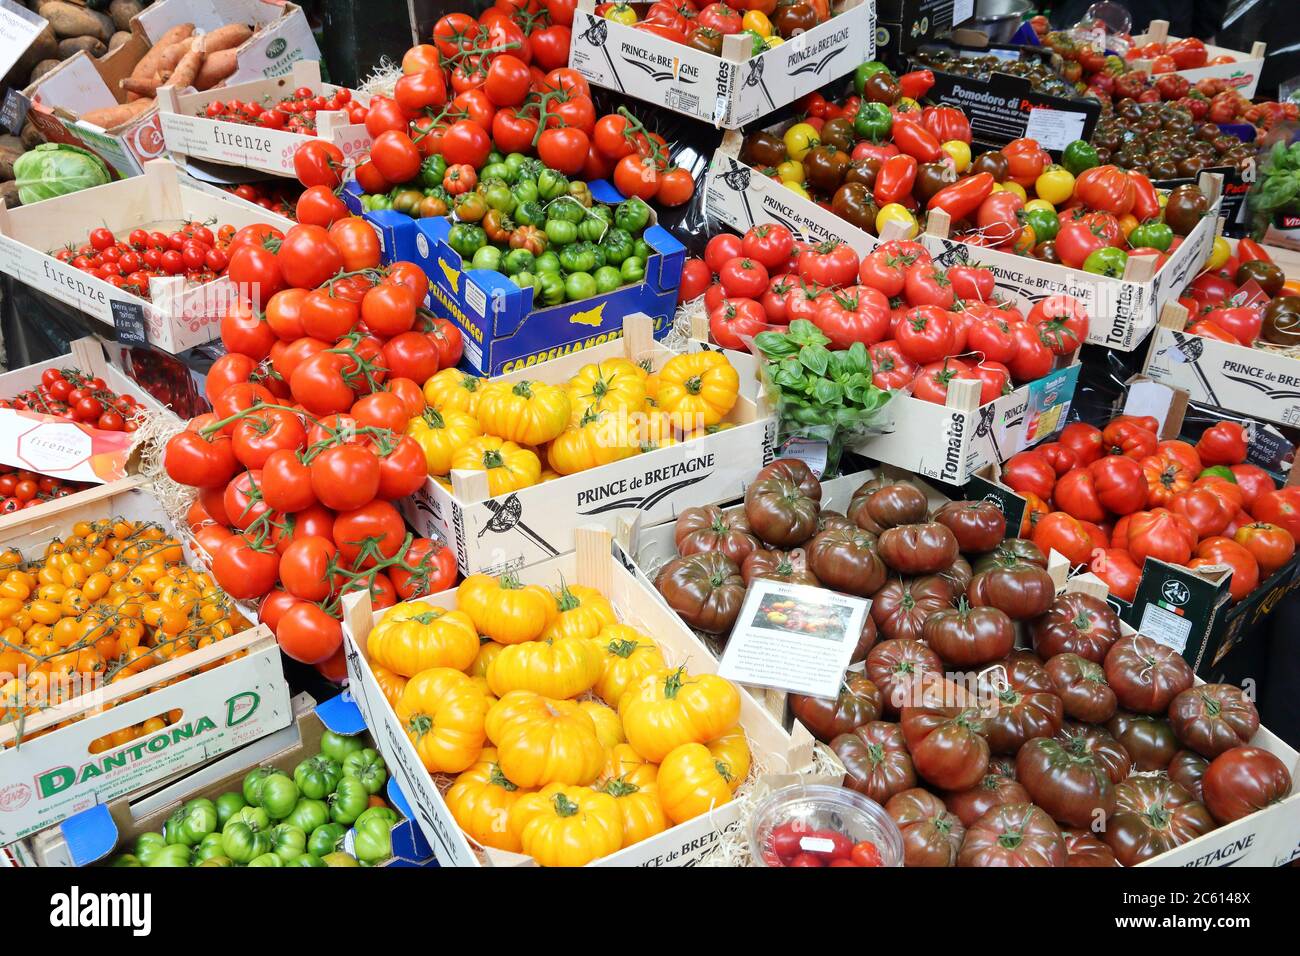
[509,784,623,866]
[476,379,571,446]
[565,359,647,423]
[406,407,482,476]
[655,351,739,429]
[471,640,506,678]
[619,666,741,762]
[487,634,602,699]
[368,602,479,677]
[578,699,625,748]
[600,743,658,788]
[602,776,668,848]
[589,624,665,707]
[656,742,736,824]
[445,747,532,852]
[396,668,490,773]
[542,583,617,642]
[423,368,486,415]
[547,409,640,476]
[449,437,541,496]
[457,572,554,645]
[370,664,407,710]
[486,690,605,787]
[706,726,752,792]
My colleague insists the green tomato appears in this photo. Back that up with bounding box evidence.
[853,61,891,96]
[503,151,528,179]
[448,223,488,259]
[287,853,326,867]
[1129,222,1173,252]
[516,157,545,183]
[242,766,276,807]
[258,772,299,821]
[293,755,343,801]
[536,271,566,307]
[1022,208,1059,244]
[320,733,364,762]
[308,822,348,857]
[483,181,515,214]
[514,199,545,227]
[328,776,369,825]
[620,256,647,284]
[360,194,377,211]
[222,820,272,864]
[587,203,613,224]
[1200,465,1237,482]
[578,215,608,243]
[355,806,399,830]
[511,270,537,289]
[548,196,588,224]
[1083,246,1129,278]
[631,238,652,261]
[614,196,651,233]
[564,271,598,302]
[534,251,561,274]
[133,831,166,863]
[391,189,424,215]
[1062,140,1100,177]
[594,265,622,294]
[512,178,540,206]
[559,241,597,274]
[269,823,308,861]
[601,227,633,265]
[226,805,270,833]
[145,844,193,868]
[247,852,283,867]
[192,832,226,863]
[501,248,536,278]
[353,815,394,866]
[419,154,447,188]
[110,854,142,867]
[537,168,569,201]
[164,797,217,846]
[195,856,234,868]
[545,218,578,246]
[322,852,360,867]
[471,245,503,272]
[214,791,247,828]
[287,797,330,833]
[568,181,593,207]
[481,162,511,184]
[370,194,392,211]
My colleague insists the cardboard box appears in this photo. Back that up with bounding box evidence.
[1142,241,1300,428]
[406,180,686,376]
[1131,20,1266,100]
[401,316,777,576]
[158,60,370,177]
[0,160,293,354]
[876,0,971,55]
[340,526,818,867]
[919,173,1224,352]
[0,336,176,484]
[23,0,319,178]
[567,0,875,129]
[0,478,293,845]
[18,693,436,866]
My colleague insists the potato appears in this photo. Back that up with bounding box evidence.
[20,122,43,151]
[42,2,112,41]
[29,58,64,82]
[0,147,23,182]
[109,30,131,51]
[109,0,144,31]
[0,181,20,209]
[58,36,108,58]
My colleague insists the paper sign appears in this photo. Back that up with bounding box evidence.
[111,300,149,347]
[717,580,868,698]
[0,408,134,483]
[1123,380,1176,431]
[0,87,29,135]
[0,0,45,81]
[1025,364,1080,443]
[1024,108,1088,152]
[776,436,829,478]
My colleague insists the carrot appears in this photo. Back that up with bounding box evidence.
[166,46,204,90]
[194,49,238,90]
[196,23,252,53]
[127,22,193,83]
[81,98,155,129]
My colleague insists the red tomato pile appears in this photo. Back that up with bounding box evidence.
[1002,415,1297,602]
[593,0,833,51]
[686,226,1087,403]
[201,85,369,133]
[1178,240,1300,348]
[225,181,301,220]
[0,367,144,432]
[53,222,236,300]
[162,217,464,677]
[0,468,87,513]
[761,821,884,868]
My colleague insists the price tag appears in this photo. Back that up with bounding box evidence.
[0,0,46,81]
[0,87,29,135]
[1023,108,1088,152]
[111,300,149,347]
[776,436,829,478]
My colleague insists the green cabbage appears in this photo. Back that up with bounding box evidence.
[13,143,112,205]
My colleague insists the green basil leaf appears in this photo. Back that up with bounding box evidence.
[799,345,830,376]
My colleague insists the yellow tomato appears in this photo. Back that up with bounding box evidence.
[407,407,482,476]
[547,409,639,476]
[449,436,541,496]
[486,635,603,700]
[395,668,490,773]
[1207,236,1231,271]
[368,602,479,677]
[656,742,735,824]
[578,699,625,748]
[370,664,407,710]
[741,9,772,34]
[764,34,783,48]
[941,140,971,173]
[1033,164,1075,206]
[508,783,623,866]
[875,202,918,239]
[706,726,751,791]
[1118,213,1139,239]
[781,180,810,199]
[565,359,647,423]
[601,775,667,848]
[782,122,819,161]
[471,640,506,678]
[601,743,658,788]
[1000,180,1027,201]
[486,690,605,787]
[476,379,571,446]
[457,572,555,645]
[655,351,739,430]
[619,666,741,763]
[542,583,617,642]
[423,368,485,415]
[894,96,921,113]
[588,624,664,708]
[1023,198,1055,215]
[775,159,804,184]
[445,748,532,852]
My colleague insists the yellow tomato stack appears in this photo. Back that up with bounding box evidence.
[365,572,751,866]
[0,519,248,749]
[408,352,742,491]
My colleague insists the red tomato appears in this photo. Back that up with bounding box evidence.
[895,305,954,364]
[277,602,343,664]
[1090,548,1142,602]
[1196,421,1248,466]
[1033,511,1094,565]
[709,298,767,350]
[1229,464,1274,508]
[1007,322,1053,381]
[1059,422,1104,466]
[678,258,712,303]
[741,224,794,271]
[812,286,891,350]
[911,357,974,405]
[1002,450,1056,500]
[798,241,860,288]
[1027,294,1089,355]
[705,234,743,273]
[719,257,769,299]
[869,340,918,390]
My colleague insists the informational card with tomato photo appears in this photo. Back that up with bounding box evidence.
[718,580,869,698]
[0,408,135,484]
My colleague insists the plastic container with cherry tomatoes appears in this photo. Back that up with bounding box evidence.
[749,784,903,867]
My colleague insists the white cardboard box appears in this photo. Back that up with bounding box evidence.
[23,0,318,178]
[0,160,293,354]
[400,316,777,577]
[0,477,293,845]
[1130,20,1266,100]
[567,0,875,129]
[158,60,371,178]
[340,526,818,868]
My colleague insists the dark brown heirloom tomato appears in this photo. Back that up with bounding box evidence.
[830,182,878,231]
[878,523,959,574]
[1104,777,1216,866]
[1016,736,1116,828]
[846,484,884,533]
[967,560,1055,621]
[843,158,881,190]
[1168,750,1210,803]
[741,548,819,588]
[913,161,958,204]
[741,131,786,168]
[674,505,759,565]
[932,500,1006,553]
[970,150,1010,182]
[686,26,724,54]
[958,803,1066,867]
[886,788,965,867]
[1163,184,1209,236]
[1044,652,1117,723]
[981,653,1063,755]
[901,705,991,791]
[831,721,917,804]
[1063,830,1120,867]
[817,510,857,533]
[1262,296,1300,347]
[973,538,1047,572]
[937,555,973,594]
[922,598,1014,668]
[871,575,954,643]
[851,614,878,664]
[1054,721,1131,783]
[806,526,886,596]
[803,144,849,194]
[1202,745,1293,824]
[1168,684,1260,759]
[819,117,856,153]
[1030,591,1120,663]
[943,766,1030,828]
[863,483,929,529]
[744,459,821,547]
[1107,710,1179,771]
[789,674,883,743]
[1235,259,1284,298]
[1104,634,1194,714]
[862,71,900,105]
[866,638,942,713]
[654,551,745,634]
